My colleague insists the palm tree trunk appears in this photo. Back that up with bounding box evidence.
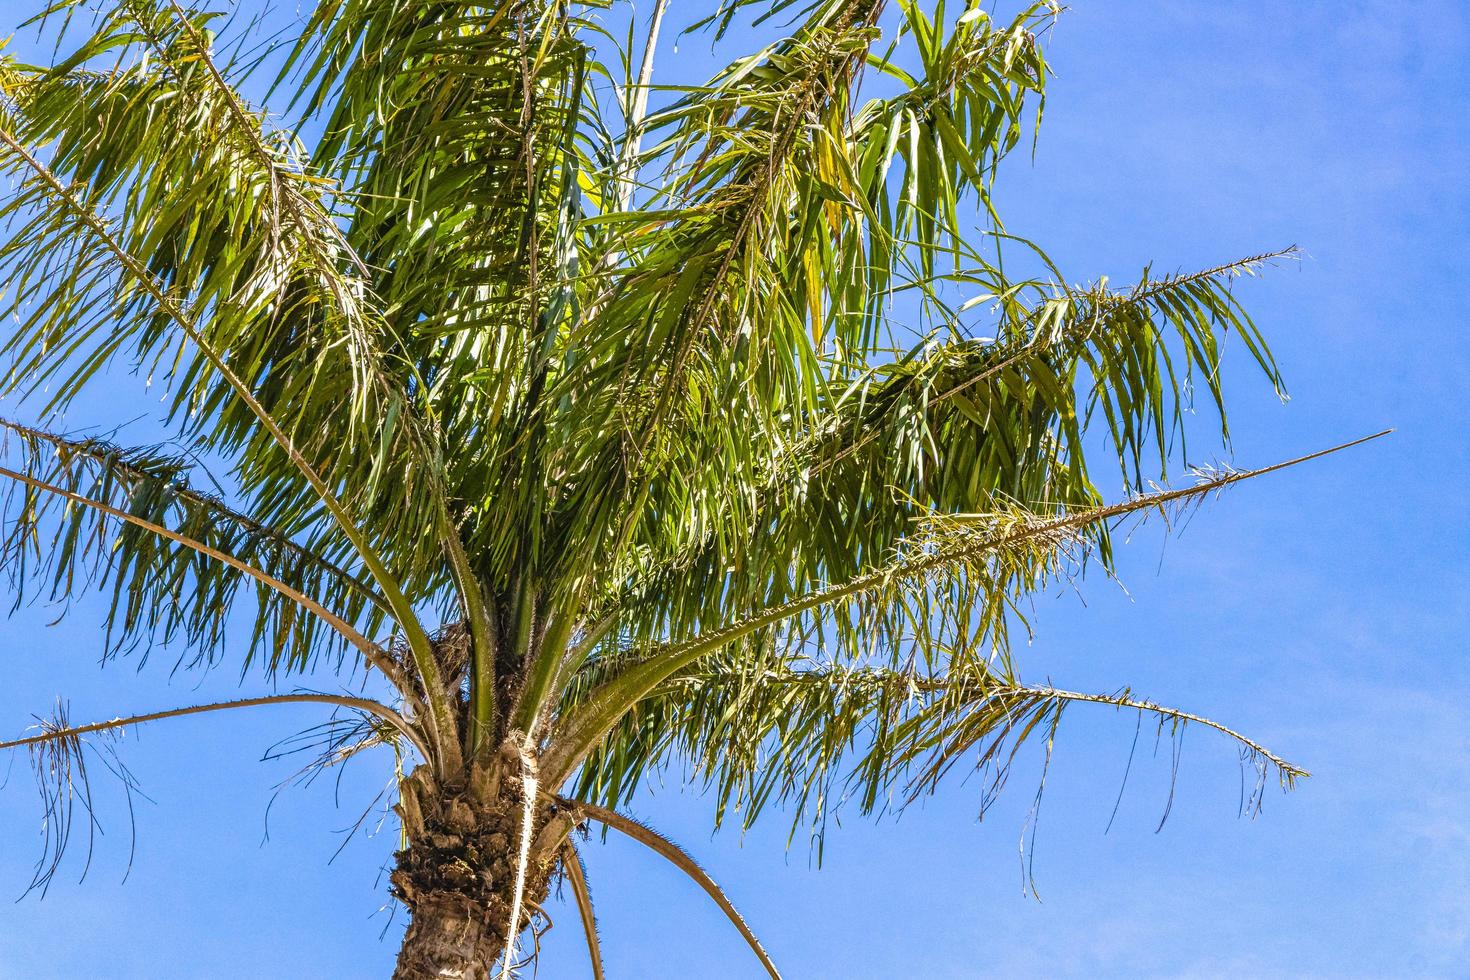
[390,766,556,978]
[393,896,500,979]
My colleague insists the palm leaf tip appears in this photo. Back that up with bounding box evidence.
[20,700,143,898]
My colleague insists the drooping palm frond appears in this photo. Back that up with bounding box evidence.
[283,0,595,564]
[0,419,399,679]
[0,5,471,760]
[571,658,1307,843]
[0,10,447,578]
[550,433,1381,793]
[7,690,413,895]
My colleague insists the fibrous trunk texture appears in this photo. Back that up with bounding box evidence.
[391,765,556,979]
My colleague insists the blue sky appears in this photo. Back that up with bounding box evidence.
[0,1,1466,977]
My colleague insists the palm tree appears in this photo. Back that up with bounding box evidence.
[0,0,1379,974]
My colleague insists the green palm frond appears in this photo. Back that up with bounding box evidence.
[0,4,475,759]
[0,419,399,677]
[285,0,594,576]
[547,433,1379,786]
[0,5,462,594]
[540,0,892,555]
[577,250,1289,694]
[572,660,1305,841]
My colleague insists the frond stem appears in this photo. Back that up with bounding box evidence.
[0,693,425,759]
[561,841,605,980]
[559,798,782,979]
[721,667,1306,779]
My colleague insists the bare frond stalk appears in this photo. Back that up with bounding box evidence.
[1027,686,1306,780]
[561,842,605,980]
[613,0,669,213]
[0,693,425,759]
[498,733,540,978]
[0,126,458,768]
[545,432,1389,781]
[561,798,782,979]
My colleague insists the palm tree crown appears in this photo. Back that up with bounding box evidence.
[0,0,1373,974]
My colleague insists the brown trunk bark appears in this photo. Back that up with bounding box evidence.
[393,894,499,979]
[390,765,557,979]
